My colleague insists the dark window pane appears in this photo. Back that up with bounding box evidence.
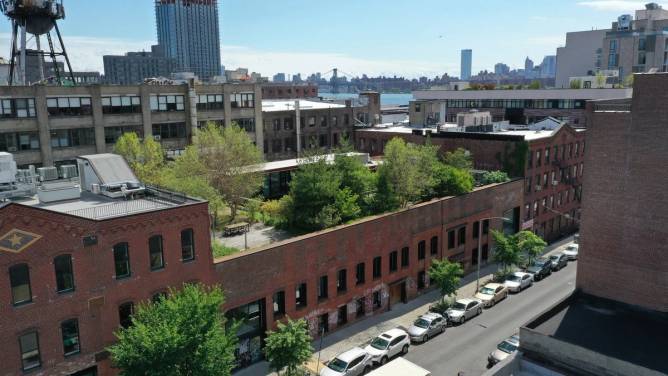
[418,241,426,260]
[149,235,164,270]
[10,264,31,305]
[273,290,285,318]
[54,255,75,293]
[118,302,134,328]
[181,229,195,261]
[113,243,130,278]
[356,263,365,285]
[373,256,382,278]
[19,332,40,370]
[61,319,80,355]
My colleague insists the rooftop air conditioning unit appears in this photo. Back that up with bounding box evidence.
[7,146,17,152]
[37,166,59,181]
[60,164,78,179]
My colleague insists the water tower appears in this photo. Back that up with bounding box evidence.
[0,0,75,85]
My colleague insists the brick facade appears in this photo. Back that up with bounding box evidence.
[577,73,668,312]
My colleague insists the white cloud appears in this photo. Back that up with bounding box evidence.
[577,0,665,12]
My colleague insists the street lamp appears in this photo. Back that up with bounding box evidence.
[475,216,512,293]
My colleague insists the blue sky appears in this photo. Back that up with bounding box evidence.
[0,0,659,78]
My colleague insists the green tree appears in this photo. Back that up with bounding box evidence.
[433,164,474,197]
[443,148,473,171]
[108,284,237,376]
[623,73,634,88]
[516,230,547,266]
[264,318,313,376]
[491,230,522,275]
[191,123,264,220]
[334,152,377,215]
[428,259,464,304]
[569,79,582,89]
[528,80,541,89]
[481,170,510,185]
[113,132,165,185]
[595,71,606,88]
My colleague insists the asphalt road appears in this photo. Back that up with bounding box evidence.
[404,261,577,376]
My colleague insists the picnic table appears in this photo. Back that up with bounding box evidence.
[223,222,249,237]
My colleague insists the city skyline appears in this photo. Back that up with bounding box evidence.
[0,0,660,78]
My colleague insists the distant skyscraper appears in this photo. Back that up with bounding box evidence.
[155,0,221,80]
[539,55,557,78]
[494,62,510,76]
[461,49,472,80]
[273,73,286,82]
[524,57,534,72]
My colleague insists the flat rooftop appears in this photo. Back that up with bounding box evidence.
[262,99,346,112]
[251,152,378,174]
[413,88,633,101]
[525,293,668,374]
[356,123,576,141]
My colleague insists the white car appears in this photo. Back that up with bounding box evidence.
[563,244,579,260]
[446,298,483,324]
[504,272,533,293]
[363,328,410,366]
[321,347,372,376]
[487,334,520,367]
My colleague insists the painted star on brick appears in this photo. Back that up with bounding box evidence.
[0,229,41,254]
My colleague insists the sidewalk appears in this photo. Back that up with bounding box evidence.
[235,235,576,376]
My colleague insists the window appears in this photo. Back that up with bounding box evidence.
[113,243,130,279]
[0,98,36,118]
[356,297,366,317]
[152,122,187,139]
[296,283,307,308]
[473,221,480,239]
[318,275,328,300]
[235,118,256,132]
[320,116,327,127]
[417,270,426,290]
[196,94,224,111]
[308,116,316,127]
[535,150,541,166]
[19,332,40,371]
[283,117,293,130]
[102,95,141,114]
[337,305,347,326]
[483,220,489,235]
[401,247,409,267]
[104,126,141,144]
[430,236,438,255]
[54,255,74,293]
[50,128,95,148]
[149,95,185,112]
[389,251,398,272]
[273,291,285,318]
[373,291,381,309]
[372,256,382,279]
[181,229,195,261]
[458,227,466,246]
[149,235,164,271]
[344,114,350,125]
[10,264,31,305]
[418,240,426,260]
[272,139,282,153]
[337,269,347,292]
[46,97,92,116]
[472,247,479,265]
[356,263,365,285]
[61,319,80,356]
[231,92,254,108]
[545,148,550,164]
[448,230,455,249]
[118,302,134,328]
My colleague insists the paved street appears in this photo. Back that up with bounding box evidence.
[236,236,577,376]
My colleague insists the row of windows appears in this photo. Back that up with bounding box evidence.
[47,97,93,116]
[0,132,40,152]
[50,128,96,148]
[152,122,187,140]
[18,319,80,371]
[264,133,348,154]
[527,142,584,169]
[197,94,224,111]
[104,126,141,145]
[102,96,141,114]
[445,99,586,110]
[0,98,36,118]
[231,93,255,108]
[525,186,582,221]
[7,230,195,306]
[447,221,488,249]
[150,95,185,112]
[526,163,584,194]
[265,114,351,132]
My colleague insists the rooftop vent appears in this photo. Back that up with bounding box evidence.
[37,166,59,182]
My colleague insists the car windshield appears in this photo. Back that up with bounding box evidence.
[452,302,467,310]
[480,287,495,295]
[498,340,518,354]
[327,358,348,372]
[370,337,389,350]
[533,260,547,267]
[414,318,430,329]
[550,255,559,261]
[566,245,577,251]
[507,275,521,282]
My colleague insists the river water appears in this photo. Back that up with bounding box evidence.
[319,92,413,107]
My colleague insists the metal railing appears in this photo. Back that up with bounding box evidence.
[65,198,172,220]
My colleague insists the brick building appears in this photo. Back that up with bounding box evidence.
[355,122,585,242]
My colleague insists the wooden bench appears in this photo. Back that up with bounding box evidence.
[223,222,249,237]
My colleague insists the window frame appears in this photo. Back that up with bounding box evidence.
[54,254,75,293]
[9,263,32,306]
[61,319,81,356]
[19,331,41,371]
[148,235,165,271]
[113,242,131,279]
[181,228,195,261]
[118,301,134,329]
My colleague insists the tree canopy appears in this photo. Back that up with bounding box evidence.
[113,132,165,185]
[492,230,547,274]
[264,318,313,376]
[481,170,510,185]
[428,259,464,304]
[108,284,237,376]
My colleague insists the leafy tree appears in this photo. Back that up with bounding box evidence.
[334,152,377,215]
[113,132,165,185]
[481,170,510,185]
[528,80,541,89]
[264,318,313,376]
[491,230,522,275]
[428,259,463,304]
[433,164,474,197]
[623,73,634,88]
[595,71,606,88]
[443,148,473,171]
[569,79,582,89]
[108,284,237,376]
[191,123,264,220]
[516,230,547,266]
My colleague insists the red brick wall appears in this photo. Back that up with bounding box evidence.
[577,74,668,312]
[0,202,212,376]
[214,180,523,337]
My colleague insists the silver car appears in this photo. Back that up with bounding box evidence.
[487,334,519,367]
[446,298,483,324]
[407,312,447,343]
[321,347,372,376]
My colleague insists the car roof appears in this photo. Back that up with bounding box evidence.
[483,283,503,289]
[550,252,563,257]
[513,271,530,277]
[566,243,579,248]
[336,347,367,362]
[419,312,442,321]
[457,298,477,304]
[380,328,407,338]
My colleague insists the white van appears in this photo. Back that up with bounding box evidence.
[366,357,431,376]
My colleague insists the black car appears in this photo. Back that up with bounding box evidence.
[526,258,552,281]
[549,253,568,271]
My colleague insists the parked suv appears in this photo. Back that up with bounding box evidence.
[407,312,447,343]
[363,328,410,365]
[321,347,372,376]
[526,257,552,281]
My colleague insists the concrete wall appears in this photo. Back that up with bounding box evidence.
[555,30,608,88]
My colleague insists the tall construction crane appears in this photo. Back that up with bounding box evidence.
[1,0,75,85]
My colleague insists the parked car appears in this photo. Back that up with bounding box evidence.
[504,272,533,293]
[407,312,447,343]
[549,253,568,271]
[526,257,552,281]
[364,328,410,366]
[321,347,373,376]
[474,283,509,308]
[563,243,579,260]
[487,334,520,368]
[446,298,483,324]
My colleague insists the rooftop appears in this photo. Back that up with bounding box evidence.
[251,152,378,174]
[413,87,632,101]
[262,99,346,112]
